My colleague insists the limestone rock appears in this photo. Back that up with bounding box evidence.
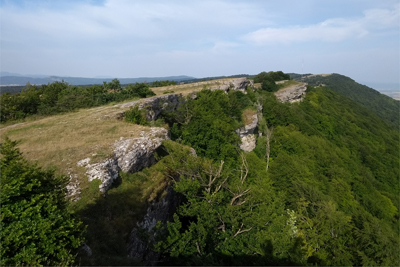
[217,78,252,93]
[236,114,258,139]
[120,94,182,121]
[236,114,258,152]
[78,127,169,193]
[114,128,169,173]
[86,157,120,193]
[240,134,256,152]
[80,243,92,257]
[274,83,307,103]
[127,186,182,265]
[66,171,81,201]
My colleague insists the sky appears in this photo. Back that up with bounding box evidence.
[0,0,399,84]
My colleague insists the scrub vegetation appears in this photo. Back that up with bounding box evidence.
[1,72,399,266]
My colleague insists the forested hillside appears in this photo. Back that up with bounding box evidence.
[148,84,399,266]
[297,73,400,128]
[1,73,399,266]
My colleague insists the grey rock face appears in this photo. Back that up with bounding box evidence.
[114,128,169,173]
[78,127,169,193]
[236,114,258,139]
[79,243,92,257]
[236,114,258,152]
[217,78,253,93]
[66,171,81,201]
[274,83,307,103]
[85,157,120,193]
[120,94,182,121]
[127,186,182,265]
[240,134,256,152]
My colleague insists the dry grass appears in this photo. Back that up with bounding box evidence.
[277,79,300,89]
[0,77,247,189]
[150,78,240,96]
[242,108,258,125]
[306,73,332,78]
[0,103,149,182]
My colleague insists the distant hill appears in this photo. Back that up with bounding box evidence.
[291,73,400,129]
[0,75,195,86]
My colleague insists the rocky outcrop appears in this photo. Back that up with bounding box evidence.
[77,127,169,193]
[120,94,182,121]
[216,78,253,93]
[240,134,256,152]
[127,186,182,265]
[274,83,307,103]
[81,157,120,193]
[236,113,258,152]
[66,172,81,201]
[114,128,169,173]
[117,78,254,122]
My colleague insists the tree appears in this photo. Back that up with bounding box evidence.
[0,138,86,266]
[155,141,300,266]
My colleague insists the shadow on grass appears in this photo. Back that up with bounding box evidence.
[74,178,149,266]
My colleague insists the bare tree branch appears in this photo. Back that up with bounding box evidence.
[234,223,253,237]
[217,213,226,232]
[195,242,202,256]
[264,125,274,172]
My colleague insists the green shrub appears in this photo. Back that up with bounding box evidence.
[0,138,86,266]
[124,106,148,125]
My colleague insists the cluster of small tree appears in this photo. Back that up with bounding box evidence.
[150,80,177,87]
[254,71,291,92]
[0,79,155,123]
[0,138,86,266]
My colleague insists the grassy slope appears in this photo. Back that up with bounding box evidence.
[298,73,400,128]
[0,77,253,201]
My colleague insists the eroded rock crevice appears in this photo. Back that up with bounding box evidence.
[127,186,182,265]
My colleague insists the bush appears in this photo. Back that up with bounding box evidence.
[261,78,278,92]
[125,106,148,125]
[0,138,86,266]
[126,83,156,98]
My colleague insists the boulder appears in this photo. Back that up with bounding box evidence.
[217,78,253,93]
[78,127,169,193]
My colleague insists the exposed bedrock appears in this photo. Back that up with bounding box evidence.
[77,127,169,193]
[274,82,307,103]
[216,77,253,93]
[236,113,258,152]
[127,186,182,265]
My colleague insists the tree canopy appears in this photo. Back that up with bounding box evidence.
[0,138,86,266]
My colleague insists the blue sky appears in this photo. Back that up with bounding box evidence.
[1,0,399,84]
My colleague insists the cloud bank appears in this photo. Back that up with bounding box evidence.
[244,4,399,44]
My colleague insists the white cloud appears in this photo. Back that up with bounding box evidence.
[243,4,399,44]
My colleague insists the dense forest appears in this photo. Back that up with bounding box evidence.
[1,72,399,266]
[147,83,399,266]
[297,73,400,129]
[0,79,156,123]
